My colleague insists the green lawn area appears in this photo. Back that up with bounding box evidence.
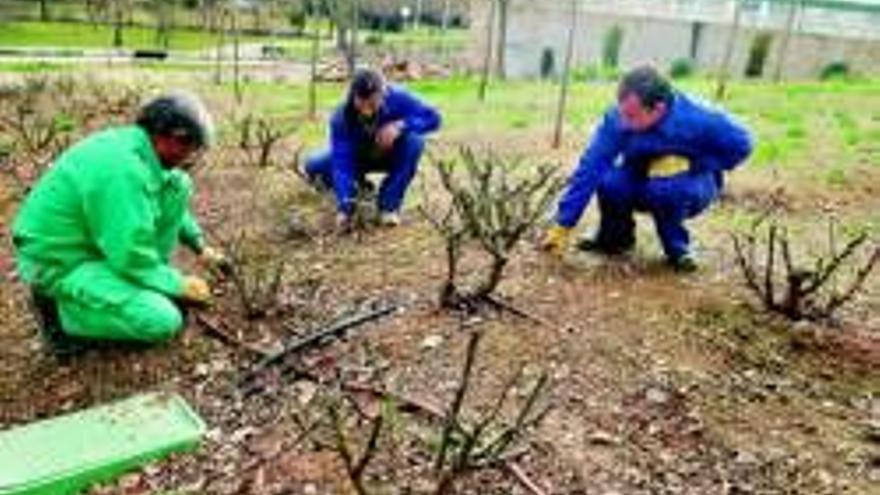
[0,21,274,51]
[249,76,878,176]
[0,20,469,58]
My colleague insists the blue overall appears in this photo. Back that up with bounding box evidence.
[555,93,753,259]
[306,85,441,215]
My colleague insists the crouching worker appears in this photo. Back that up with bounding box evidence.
[12,92,226,349]
[304,68,441,230]
[543,66,753,271]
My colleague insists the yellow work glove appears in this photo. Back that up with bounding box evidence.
[541,225,571,255]
[648,155,691,178]
[181,275,212,304]
[199,245,232,275]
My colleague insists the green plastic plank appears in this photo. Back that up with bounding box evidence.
[0,392,206,495]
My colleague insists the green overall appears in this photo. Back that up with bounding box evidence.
[12,126,204,342]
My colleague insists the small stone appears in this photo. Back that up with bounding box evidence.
[815,469,834,487]
[295,381,318,406]
[735,450,760,466]
[420,334,444,350]
[587,430,620,446]
[646,387,670,405]
[864,420,880,443]
[303,483,318,495]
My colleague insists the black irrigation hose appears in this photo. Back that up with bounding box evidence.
[237,303,399,394]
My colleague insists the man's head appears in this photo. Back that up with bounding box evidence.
[136,92,214,169]
[349,68,386,119]
[617,65,673,132]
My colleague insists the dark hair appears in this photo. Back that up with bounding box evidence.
[350,68,385,100]
[136,92,213,148]
[617,65,673,110]
[344,68,386,123]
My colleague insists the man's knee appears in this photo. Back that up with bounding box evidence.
[645,175,715,217]
[644,179,680,213]
[126,293,184,342]
[396,133,425,161]
[306,150,332,175]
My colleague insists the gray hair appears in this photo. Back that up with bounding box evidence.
[136,91,215,148]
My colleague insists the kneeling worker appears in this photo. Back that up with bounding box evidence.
[12,92,225,347]
[305,68,442,229]
[543,66,753,271]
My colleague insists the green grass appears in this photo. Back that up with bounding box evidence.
[0,20,468,61]
[0,21,271,51]
[0,60,68,73]
[226,77,878,161]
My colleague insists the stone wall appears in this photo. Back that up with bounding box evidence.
[469,0,880,79]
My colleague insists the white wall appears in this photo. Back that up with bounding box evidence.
[469,0,880,79]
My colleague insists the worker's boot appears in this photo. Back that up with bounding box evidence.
[29,290,87,356]
[576,234,635,256]
[668,252,699,273]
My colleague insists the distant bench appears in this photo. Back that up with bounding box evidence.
[132,49,168,60]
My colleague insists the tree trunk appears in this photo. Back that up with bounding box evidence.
[414,0,424,31]
[233,8,242,103]
[113,1,125,49]
[715,0,742,100]
[478,0,498,102]
[39,0,49,21]
[214,7,225,84]
[553,0,578,149]
[495,0,508,80]
[773,0,801,82]
[440,0,452,62]
[308,26,320,119]
[476,255,508,300]
[155,0,172,49]
[349,0,359,76]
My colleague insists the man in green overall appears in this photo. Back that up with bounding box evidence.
[12,92,224,347]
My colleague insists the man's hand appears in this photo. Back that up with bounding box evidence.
[181,275,212,304]
[198,245,232,275]
[376,120,404,151]
[336,212,352,233]
[541,225,571,256]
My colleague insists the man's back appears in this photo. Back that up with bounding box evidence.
[12,126,159,290]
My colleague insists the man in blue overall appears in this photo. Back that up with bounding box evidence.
[305,69,442,230]
[543,66,753,271]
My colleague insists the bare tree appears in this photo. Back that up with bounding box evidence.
[326,390,386,495]
[552,0,578,149]
[154,0,176,49]
[773,0,802,82]
[38,0,50,21]
[233,3,243,102]
[217,229,288,323]
[233,112,289,168]
[440,0,452,62]
[715,0,742,100]
[433,327,551,494]
[495,0,510,79]
[421,148,564,311]
[732,215,879,321]
[326,0,359,76]
[308,24,321,119]
[0,77,77,193]
[105,0,134,49]
[478,0,498,102]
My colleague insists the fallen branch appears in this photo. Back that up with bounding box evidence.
[483,294,552,327]
[503,462,549,495]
